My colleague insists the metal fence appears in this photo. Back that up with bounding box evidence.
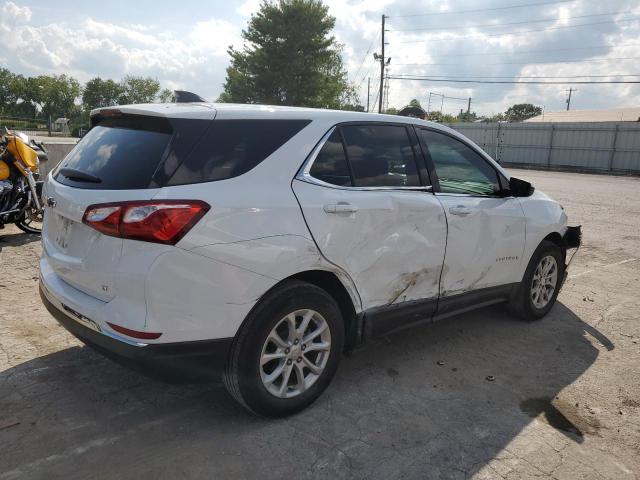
[0,116,72,137]
[445,121,640,174]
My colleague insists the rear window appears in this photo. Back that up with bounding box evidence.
[168,120,311,185]
[55,116,173,190]
[55,117,310,189]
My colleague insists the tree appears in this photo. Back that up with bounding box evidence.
[118,75,160,104]
[426,111,457,123]
[220,0,352,108]
[0,68,19,116]
[157,88,175,103]
[24,74,81,120]
[384,107,399,115]
[82,78,123,111]
[482,113,506,123]
[408,99,422,109]
[504,103,542,122]
[457,110,478,122]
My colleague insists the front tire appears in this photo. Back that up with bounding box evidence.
[15,205,43,234]
[510,240,564,321]
[224,280,344,417]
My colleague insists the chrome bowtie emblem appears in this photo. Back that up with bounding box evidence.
[46,196,57,208]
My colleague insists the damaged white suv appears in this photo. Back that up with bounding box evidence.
[39,103,580,416]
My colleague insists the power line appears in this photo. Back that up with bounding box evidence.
[388,43,639,59]
[392,56,640,67]
[390,0,573,18]
[388,76,640,84]
[392,17,640,44]
[352,31,380,82]
[387,10,635,32]
[392,74,640,79]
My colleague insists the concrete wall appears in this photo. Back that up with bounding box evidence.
[445,121,640,174]
[35,138,77,178]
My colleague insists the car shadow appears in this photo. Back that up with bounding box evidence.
[0,230,40,251]
[0,302,611,479]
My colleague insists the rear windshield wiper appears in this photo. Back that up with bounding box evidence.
[59,168,102,184]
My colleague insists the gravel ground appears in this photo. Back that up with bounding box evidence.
[1,168,639,480]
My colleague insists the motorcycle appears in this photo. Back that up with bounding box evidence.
[0,128,46,234]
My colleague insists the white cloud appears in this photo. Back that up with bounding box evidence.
[0,1,241,100]
[1,0,639,114]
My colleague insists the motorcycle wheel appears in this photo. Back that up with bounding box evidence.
[15,205,43,234]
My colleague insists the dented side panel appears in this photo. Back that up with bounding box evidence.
[436,194,526,297]
[292,179,447,311]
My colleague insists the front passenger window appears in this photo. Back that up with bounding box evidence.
[419,129,500,196]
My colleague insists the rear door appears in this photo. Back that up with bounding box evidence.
[293,123,447,315]
[416,127,526,302]
[42,113,212,301]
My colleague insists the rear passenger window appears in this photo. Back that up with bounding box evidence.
[309,130,352,186]
[168,119,310,185]
[341,125,420,187]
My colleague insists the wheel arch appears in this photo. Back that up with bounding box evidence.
[251,269,362,351]
[542,231,566,262]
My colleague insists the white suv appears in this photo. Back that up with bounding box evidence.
[39,103,580,416]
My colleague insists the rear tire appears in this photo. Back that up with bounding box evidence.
[224,280,344,417]
[509,240,564,321]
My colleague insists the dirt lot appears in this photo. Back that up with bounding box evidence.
[1,168,639,480]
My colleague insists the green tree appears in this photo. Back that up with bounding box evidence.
[426,111,456,123]
[384,107,399,115]
[24,74,81,120]
[504,103,542,122]
[220,0,352,108]
[82,78,123,111]
[341,103,365,112]
[457,110,478,122]
[0,68,20,116]
[408,99,422,109]
[157,88,175,103]
[482,113,506,123]
[118,75,160,104]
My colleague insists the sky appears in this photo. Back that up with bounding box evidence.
[1,0,639,116]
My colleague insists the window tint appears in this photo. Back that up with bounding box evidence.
[55,116,172,190]
[341,125,420,187]
[419,129,500,196]
[309,130,352,186]
[168,119,310,185]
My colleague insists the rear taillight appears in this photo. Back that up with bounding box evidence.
[82,200,210,245]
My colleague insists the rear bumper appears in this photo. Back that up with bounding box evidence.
[40,285,232,382]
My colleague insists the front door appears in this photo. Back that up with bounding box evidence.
[293,124,447,321]
[416,128,526,301]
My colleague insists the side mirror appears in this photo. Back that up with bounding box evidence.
[509,177,534,197]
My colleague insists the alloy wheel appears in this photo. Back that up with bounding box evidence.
[259,309,331,399]
[531,255,558,309]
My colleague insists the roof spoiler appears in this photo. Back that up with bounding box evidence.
[174,90,207,103]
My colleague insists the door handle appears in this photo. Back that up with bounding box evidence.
[323,203,358,214]
[449,205,472,216]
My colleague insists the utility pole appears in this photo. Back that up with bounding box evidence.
[366,78,370,112]
[467,97,472,114]
[378,14,386,113]
[427,92,432,113]
[566,88,576,111]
